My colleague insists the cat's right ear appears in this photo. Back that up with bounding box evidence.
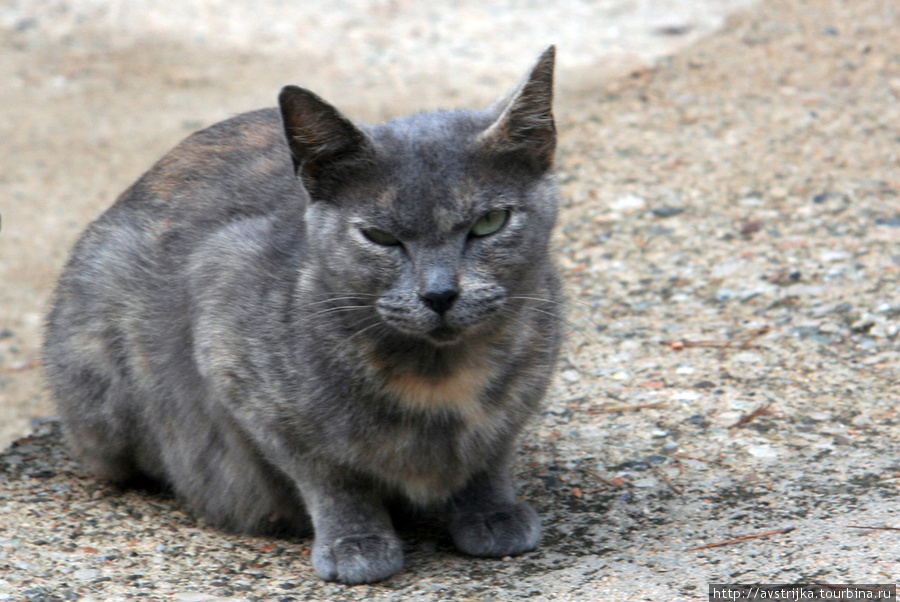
[279,85,374,196]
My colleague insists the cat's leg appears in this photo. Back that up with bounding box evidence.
[295,466,404,584]
[54,375,138,483]
[448,465,540,557]
[135,402,307,536]
[43,315,143,484]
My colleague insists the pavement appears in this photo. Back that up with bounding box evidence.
[1,0,899,600]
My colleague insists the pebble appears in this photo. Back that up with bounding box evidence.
[850,415,874,428]
[632,477,660,488]
[671,390,703,402]
[732,352,763,363]
[609,194,647,212]
[874,216,900,227]
[560,369,581,383]
[820,249,851,262]
[747,445,779,459]
[651,205,684,218]
[870,321,899,338]
[73,569,101,581]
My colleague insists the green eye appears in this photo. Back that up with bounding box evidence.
[362,228,401,246]
[470,210,510,237]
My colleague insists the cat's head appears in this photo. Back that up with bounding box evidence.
[280,47,559,346]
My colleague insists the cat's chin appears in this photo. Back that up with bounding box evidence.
[378,316,470,346]
[386,324,467,346]
[424,325,465,346]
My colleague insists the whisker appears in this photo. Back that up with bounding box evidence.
[308,291,381,296]
[308,292,380,300]
[513,304,583,333]
[299,294,380,309]
[498,307,586,361]
[504,303,602,359]
[497,308,544,339]
[343,320,388,345]
[510,294,605,332]
[509,294,596,311]
[302,305,374,320]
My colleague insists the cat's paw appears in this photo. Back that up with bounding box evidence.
[449,502,540,557]
[311,533,404,584]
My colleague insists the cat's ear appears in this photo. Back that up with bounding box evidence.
[279,85,374,195]
[480,46,556,171]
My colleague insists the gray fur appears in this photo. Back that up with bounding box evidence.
[43,47,562,585]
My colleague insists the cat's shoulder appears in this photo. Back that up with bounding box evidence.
[141,107,290,185]
[111,108,298,220]
[179,108,285,150]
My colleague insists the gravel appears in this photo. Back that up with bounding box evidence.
[2,0,900,599]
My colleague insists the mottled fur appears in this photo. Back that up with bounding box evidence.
[43,48,562,584]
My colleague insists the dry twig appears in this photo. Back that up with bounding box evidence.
[729,401,774,429]
[738,326,771,349]
[686,526,795,551]
[664,326,771,351]
[674,453,729,468]
[651,465,683,496]
[583,468,627,489]
[847,525,900,532]
[565,401,668,413]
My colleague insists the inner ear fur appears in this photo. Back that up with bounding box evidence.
[278,85,374,194]
[480,46,556,171]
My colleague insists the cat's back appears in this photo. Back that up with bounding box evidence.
[116,108,301,234]
[52,108,303,305]
[45,108,304,388]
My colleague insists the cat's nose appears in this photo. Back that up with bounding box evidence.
[420,287,459,315]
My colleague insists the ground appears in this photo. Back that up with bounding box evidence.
[1,0,899,600]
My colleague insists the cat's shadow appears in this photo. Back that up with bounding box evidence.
[10,420,605,580]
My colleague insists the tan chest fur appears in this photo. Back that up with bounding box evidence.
[365,343,499,425]
[381,361,495,423]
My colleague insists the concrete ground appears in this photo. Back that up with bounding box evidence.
[2,0,899,600]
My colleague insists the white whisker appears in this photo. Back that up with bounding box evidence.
[303,305,374,320]
[343,320,388,346]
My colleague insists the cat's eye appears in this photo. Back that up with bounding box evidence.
[470,210,510,237]
[362,227,401,246]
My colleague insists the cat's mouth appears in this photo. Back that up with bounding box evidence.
[372,307,468,345]
[374,287,508,346]
[425,324,464,345]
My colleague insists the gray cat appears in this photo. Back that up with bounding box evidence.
[43,47,562,584]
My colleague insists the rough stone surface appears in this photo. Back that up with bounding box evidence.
[2,0,900,599]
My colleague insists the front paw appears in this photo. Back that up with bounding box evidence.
[450,502,540,557]
[311,533,404,585]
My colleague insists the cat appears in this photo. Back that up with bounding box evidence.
[42,46,563,585]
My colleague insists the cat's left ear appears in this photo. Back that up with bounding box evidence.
[279,85,374,196]
[480,45,556,171]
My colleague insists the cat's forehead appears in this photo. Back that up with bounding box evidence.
[359,111,500,231]
[373,109,490,145]
[363,176,487,239]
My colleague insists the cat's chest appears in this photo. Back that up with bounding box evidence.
[337,354,510,502]
[363,340,502,422]
[378,362,496,425]
[350,406,502,504]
